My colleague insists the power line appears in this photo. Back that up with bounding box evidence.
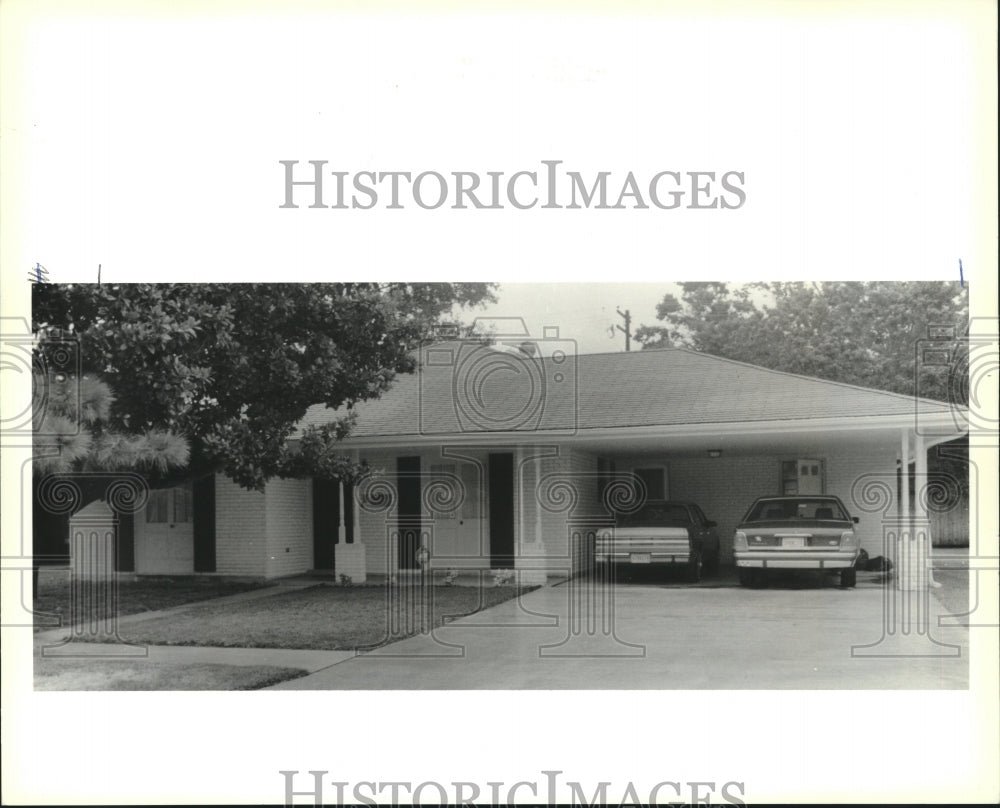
[616,307,632,352]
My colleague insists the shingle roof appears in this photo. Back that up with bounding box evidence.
[296,344,956,439]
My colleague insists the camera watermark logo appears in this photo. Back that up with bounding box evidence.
[848,472,963,658]
[1,318,81,437]
[354,472,466,657]
[420,317,578,436]
[530,469,647,658]
[916,319,998,437]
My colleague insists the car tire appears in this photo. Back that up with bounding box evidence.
[738,568,753,587]
[685,552,703,583]
[840,568,857,588]
[703,551,720,576]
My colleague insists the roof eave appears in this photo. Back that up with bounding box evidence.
[321,411,968,450]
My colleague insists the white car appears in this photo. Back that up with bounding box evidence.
[733,495,861,587]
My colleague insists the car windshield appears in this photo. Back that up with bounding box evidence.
[617,504,692,527]
[745,499,847,522]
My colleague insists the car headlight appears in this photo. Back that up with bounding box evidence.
[734,531,748,550]
[841,530,857,548]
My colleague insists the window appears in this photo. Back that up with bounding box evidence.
[145,486,193,524]
[146,490,170,523]
[633,467,667,502]
[174,485,193,523]
[781,459,824,495]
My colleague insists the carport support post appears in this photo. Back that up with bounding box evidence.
[337,480,347,544]
[896,429,921,592]
[896,430,938,592]
[852,433,957,657]
[914,433,940,588]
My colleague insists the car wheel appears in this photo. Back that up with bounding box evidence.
[840,568,857,588]
[685,552,703,583]
[738,568,753,587]
[703,551,720,576]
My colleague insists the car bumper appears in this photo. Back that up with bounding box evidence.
[595,553,693,565]
[734,552,858,570]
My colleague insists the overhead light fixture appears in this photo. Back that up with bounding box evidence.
[707,449,722,458]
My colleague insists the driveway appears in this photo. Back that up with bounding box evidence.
[269,573,969,689]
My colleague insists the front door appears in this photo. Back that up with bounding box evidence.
[397,456,421,569]
[429,463,460,556]
[488,453,515,568]
[312,478,339,570]
[137,484,194,574]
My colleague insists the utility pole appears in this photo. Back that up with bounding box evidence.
[616,307,631,352]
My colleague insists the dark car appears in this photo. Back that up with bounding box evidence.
[733,495,861,587]
[595,501,721,582]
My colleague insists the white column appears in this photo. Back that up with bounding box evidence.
[900,429,910,524]
[516,445,524,549]
[534,454,542,545]
[914,432,940,587]
[352,449,361,544]
[337,479,346,544]
[897,429,916,591]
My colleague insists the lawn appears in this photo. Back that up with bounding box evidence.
[99,583,537,650]
[34,658,307,690]
[33,573,273,632]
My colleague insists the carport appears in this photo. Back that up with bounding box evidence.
[303,346,968,589]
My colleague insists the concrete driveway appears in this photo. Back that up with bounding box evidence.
[269,573,969,689]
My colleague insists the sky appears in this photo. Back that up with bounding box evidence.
[1,2,997,806]
[465,282,680,355]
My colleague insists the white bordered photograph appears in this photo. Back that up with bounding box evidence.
[2,1,997,805]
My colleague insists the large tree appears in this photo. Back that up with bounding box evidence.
[635,281,969,403]
[33,283,496,490]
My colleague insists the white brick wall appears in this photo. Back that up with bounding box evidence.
[264,477,313,578]
[824,446,900,558]
[214,475,268,577]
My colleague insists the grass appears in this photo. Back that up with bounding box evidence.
[33,573,273,632]
[97,583,538,651]
[34,658,307,691]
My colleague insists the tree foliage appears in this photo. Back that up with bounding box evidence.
[635,281,969,403]
[33,283,496,488]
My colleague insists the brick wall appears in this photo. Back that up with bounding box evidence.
[214,475,267,577]
[264,477,313,578]
[824,445,899,557]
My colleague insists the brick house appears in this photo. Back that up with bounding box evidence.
[120,341,968,582]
